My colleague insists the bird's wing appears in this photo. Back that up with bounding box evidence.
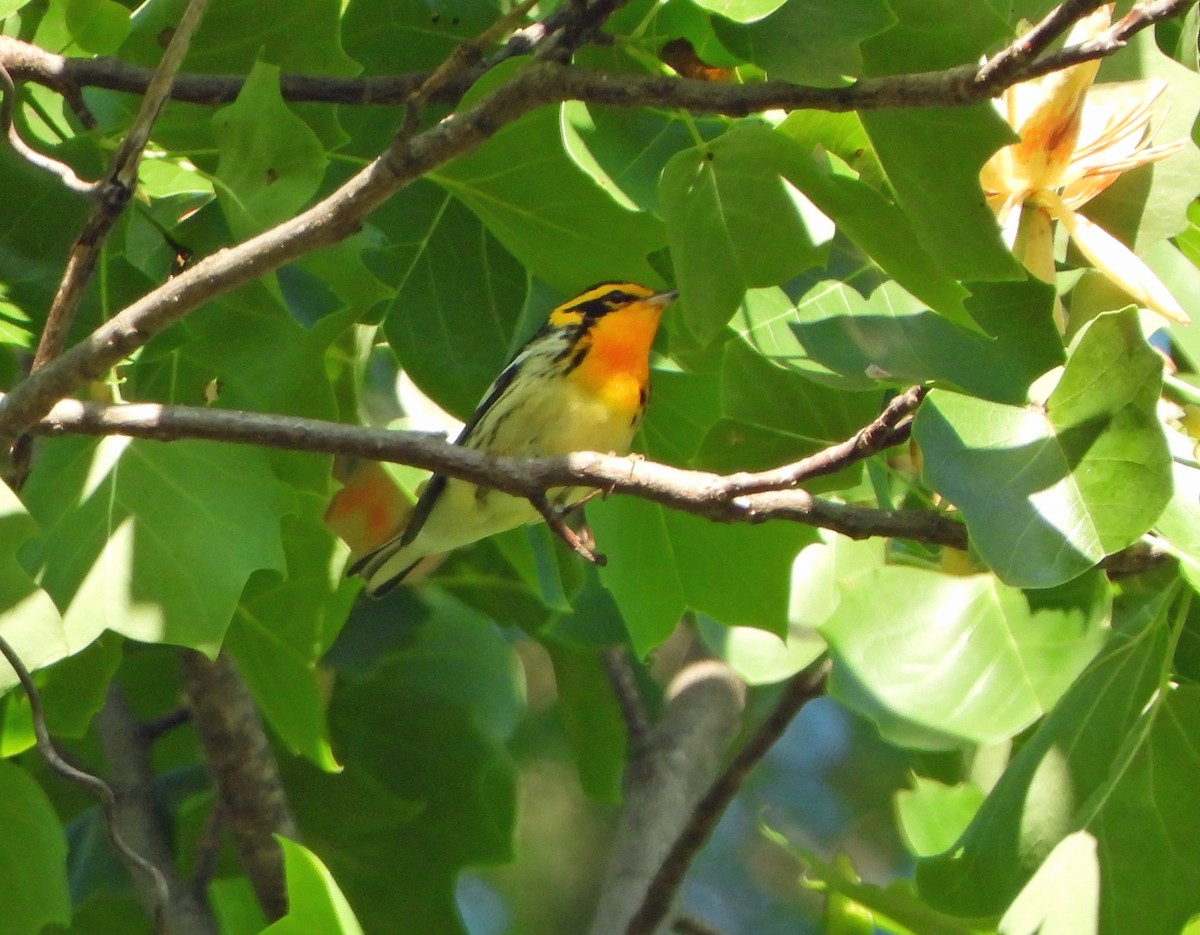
[396,352,528,548]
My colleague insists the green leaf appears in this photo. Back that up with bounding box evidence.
[915,311,1170,587]
[212,62,328,240]
[716,122,975,329]
[433,68,665,294]
[342,0,503,75]
[591,495,814,657]
[896,777,986,858]
[713,0,896,86]
[131,286,344,492]
[0,760,70,933]
[918,590,1200,935]
[20,437,290,653]
[782,277,1062,403]
[64,0,129,54]
[660,128,833,342]
[293,591,522,933]
[821,567,1108,748]
[371,183,527,419]
[544,641,628,802]
[226,499,355,770]
[998,832,1099,935]
[263,839,364,935]
[689,0,788,24]
[0,481,67,693]
[121,0,357,75]
[857,0,1020,282]
[562,102,724,215]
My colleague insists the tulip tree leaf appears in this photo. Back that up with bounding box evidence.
[919,590,1200,935]
[371,182,528,420]
[713,0,896,86]
[915,310,1170,587]
[858,0,1021,281]
[778,277,1062,403]
[662,123,974,342]
[20,437,290,654]
[0,482,67,693]
[212,62,328,239]
[820,566,1108,748]
[0,760,70,933]
[433,65,664,294]
[264,839,364,934]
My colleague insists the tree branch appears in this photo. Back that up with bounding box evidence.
[181,650,298,922]
[625,659,831,935]
[0,0,1187,450]
[17,390,967,550]
[589,661,747,935]
[0,0,1185,110]
[95,686,218,934]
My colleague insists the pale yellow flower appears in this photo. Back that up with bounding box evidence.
[980,4,1189,325]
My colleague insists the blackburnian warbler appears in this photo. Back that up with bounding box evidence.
[350,282,676,596]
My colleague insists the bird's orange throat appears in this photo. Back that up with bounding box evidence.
[573,303,664,413]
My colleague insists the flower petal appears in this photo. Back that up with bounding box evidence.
[1055,203,1189,324]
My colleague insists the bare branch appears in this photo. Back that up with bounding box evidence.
[0,634,172,934]
[0,0,1186,111]
[590,661,747,935]
[625,659,831,935]
[17,391,967,550]
[96,686,218,934]
[0,0,1187,449]
[0,62,99,193]
[181,650,298,921]
[8,0,213,487]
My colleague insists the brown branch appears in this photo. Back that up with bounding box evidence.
[95,686,218,934]
[0,0,1186,450]
[0,634,172,934]
[625,659,831,935]
[590,661,747,935]
[0,0,1185,112]
[16,392,967,550]
[602,647,652,748]
[8,0,212,487]
[181,650,298,922]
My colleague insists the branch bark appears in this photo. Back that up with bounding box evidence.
[17,389,967,550]
[625,660,831,935]
[181,651,298,922]
[0,0,1189,449]
[96,687,218,935]
[589,661,747,935]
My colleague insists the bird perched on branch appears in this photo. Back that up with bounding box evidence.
[350,281,676,596]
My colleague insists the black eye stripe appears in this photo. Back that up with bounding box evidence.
[569,291,634,319]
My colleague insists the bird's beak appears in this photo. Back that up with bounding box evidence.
[650,289,678,307]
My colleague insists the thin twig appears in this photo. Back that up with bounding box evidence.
[29,0,210,374]
[673,916,729,935]
[0,62,98,193]
[0,0,1186,450]
[625,659,831,935]
[0,634,171,933]
[602,647,651,747]
[397,0,540,142]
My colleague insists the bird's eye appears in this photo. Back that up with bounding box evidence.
[605,289,630,305]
